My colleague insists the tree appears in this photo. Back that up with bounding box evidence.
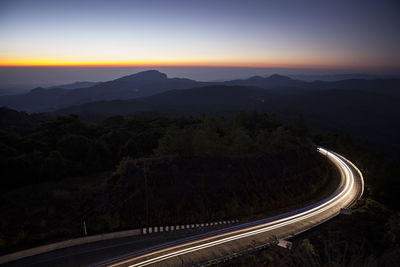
[42,151,67,179]
[155,126,194,157]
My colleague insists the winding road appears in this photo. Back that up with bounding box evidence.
[92,147,364,266]
[2,147,364,267]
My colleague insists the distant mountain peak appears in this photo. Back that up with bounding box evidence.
[119,70,168,81]
[248,75,264,80]
[268,74,292,80]
[29,87,45,93]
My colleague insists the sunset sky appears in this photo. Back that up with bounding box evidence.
[1,0,399,71]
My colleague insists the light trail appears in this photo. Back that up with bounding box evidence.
[336,152,364,198]
[103,147,362,267]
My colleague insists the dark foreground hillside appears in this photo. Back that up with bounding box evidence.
[0,111,337,255]
[1,110,399,266]
[105,148,337,228]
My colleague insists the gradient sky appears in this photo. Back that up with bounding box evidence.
[0,0,399,71]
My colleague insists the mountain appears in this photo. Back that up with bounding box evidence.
[289,73,398,82]
[56,82,400,118]
[0,70,207,112]
[0,87,69,112]
[222,74,305,89]
[143,85,264,106]
[1,70,399,113]
[0,87,32,96]
[55,85,265,115]
[47,81,100,90]
[1,71,299,112]
[308,78,400,96]
[54,84,400,160]
[57,70,206,107]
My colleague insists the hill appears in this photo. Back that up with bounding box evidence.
[54,84,400,160]
[47,81,99,90]
[0,87,69,112]
[2,70,399,113]
[0,107,46,134]
[0,70,206,112]
[289,73,398,82]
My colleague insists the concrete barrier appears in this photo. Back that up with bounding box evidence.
[0,218,240,264]
[277,239,293,249]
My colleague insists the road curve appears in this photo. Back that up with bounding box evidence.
[93,147,364,267]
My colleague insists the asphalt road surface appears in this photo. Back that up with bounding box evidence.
[3,147,363,267]
[95,147,364,267]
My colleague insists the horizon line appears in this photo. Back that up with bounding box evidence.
[0,60,383,69]
[1,62,399,74]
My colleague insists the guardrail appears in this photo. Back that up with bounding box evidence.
[142,219,239,234]
[0,219,239,264]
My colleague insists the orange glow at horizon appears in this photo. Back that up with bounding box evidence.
[0,58,359,69]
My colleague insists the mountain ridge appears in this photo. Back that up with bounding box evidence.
[0,70,399,113]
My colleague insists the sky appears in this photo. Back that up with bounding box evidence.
[0,0,399,87]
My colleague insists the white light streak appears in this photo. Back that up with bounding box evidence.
[107,147,362,267]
